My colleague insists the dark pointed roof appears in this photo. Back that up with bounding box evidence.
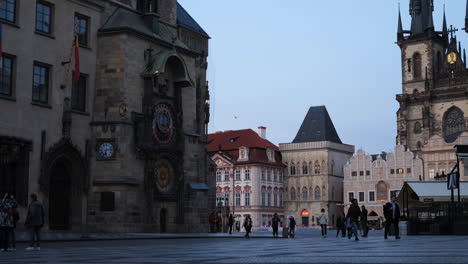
[177,3,210,38]
[409,0,434,36]
[292,106,342,144]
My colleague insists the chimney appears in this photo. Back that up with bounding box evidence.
[257,126,267,139]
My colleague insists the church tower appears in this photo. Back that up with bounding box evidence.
[396,0,467,153]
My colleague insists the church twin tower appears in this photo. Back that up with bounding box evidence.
[396,0,468,153]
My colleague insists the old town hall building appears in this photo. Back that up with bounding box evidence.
[0,0,213,234]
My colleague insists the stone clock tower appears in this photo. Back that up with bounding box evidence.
[396,0,468,153]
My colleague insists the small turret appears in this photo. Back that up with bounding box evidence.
[398,6,404,41]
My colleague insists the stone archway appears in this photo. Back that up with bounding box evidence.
[40,138,88,231]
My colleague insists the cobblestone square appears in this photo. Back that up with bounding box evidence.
[1,230,468,264]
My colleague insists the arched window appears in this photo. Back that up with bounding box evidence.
[443,107,465,137]
[321,160,326,174]
[302,162,308,175]
[290,188,296,201]
[314,161,320,174]
[413,53,422,79]
[414,121,422,134]
[290,163,296,175]
[302,187,308,200]
[376,181,388,201]
[314,186,321,200]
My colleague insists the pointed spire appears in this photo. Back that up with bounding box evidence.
[459,42,462,54]
[442,4,448,36]
[464,49,466,68]
[427,0,434,29]
[466,0,468,33]
[398,3,404,40]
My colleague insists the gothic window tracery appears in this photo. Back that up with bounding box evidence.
[314,160,320,174]
[443,107,465,137]
[302,162,308,175]
[302,187,308,200]
[314,186,321,200]
[290,187,296,201]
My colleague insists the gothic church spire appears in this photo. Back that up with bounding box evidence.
[409,0,434,36]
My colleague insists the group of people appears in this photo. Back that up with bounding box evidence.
[0,193,45,252]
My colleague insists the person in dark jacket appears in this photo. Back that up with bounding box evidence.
[346,199,361,241]
[361,205,369,237]
[271,213,280,238]
[383,195,401,240]
[0,193,15,252]
[25,194,45,251]
[288,216,296,238]
[336,211,346,237]
[228,214,234,234]
[243,215,253,238]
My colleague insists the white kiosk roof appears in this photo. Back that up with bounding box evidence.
[398,181,468,202]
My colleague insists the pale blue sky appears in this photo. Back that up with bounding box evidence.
[179,0,468,154]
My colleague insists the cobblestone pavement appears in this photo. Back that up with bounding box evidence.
[1,230,468,264]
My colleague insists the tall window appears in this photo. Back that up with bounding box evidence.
[267,169,271,181]
[261,169,266,181]
[0,55,13,97]
[369,191,375,202]
[0,0,16,23]
[279,171,282,182]
[224,170,229,181]
[443,107,465,137]
[244,169,250,180]
[267,193,271,206]
[216,171,221,182]
[224,193,229,206]
[261,192,266,206]
[348,192,354,203]
[314,186,321,200]
[314,160,320,174]
[273,170,277,182]
[235,193,241,206]
[72,74,87,111]
[279,193,283,206]
[302,162,308,175]
[274,194,277,207]
[245,192,250,206]
[75,14,89,46]
[235,170,241,181]
[290,188,296,201]
[429,168,435,179]
[302,187,308,200]
[358,192,365,202]
[32,63,49,104]
[36,1,52,34]
[413,53,422,79]
[290,163,296,175]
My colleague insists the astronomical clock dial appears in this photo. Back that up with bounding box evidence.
[153,104,174,144]
[98,142,115,159]
[447,52,457,65]
[153,160,174,193]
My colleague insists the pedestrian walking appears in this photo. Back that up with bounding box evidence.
[7,195,19,251]
[209,213,216,233]
[336,211,346,237]
[271,213,280,238]
[25,194,45,251]
[243,215,253,238]
[318,208,329,237]
[235,221,240,232]
[361,205,369,237]
[0,193,15,252]
[288,216,296,238]
[346,199,362,241]
[228,214,234,234]
[384,195,401,240]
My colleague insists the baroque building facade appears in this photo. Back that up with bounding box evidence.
[207,128,285,230]
[343,146,423,228]
[0,0,213,234]
[280,106,354,227]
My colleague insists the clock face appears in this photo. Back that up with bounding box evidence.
[99,143,114,159]
[153,104,174,144]
[153,160,174,193]
[447,52,457,65]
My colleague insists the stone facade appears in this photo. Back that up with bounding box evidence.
[207,128,285,230]
[280,141,354,227]
[343,146,423,227]
[0,0,213,234]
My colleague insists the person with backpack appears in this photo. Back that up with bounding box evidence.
[271,213,280,238]
[318,208,329,237]
[243,215,253,238]
[25,194,45,251]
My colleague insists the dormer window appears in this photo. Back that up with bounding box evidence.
[266,148,275,162]
[238,146,249,162]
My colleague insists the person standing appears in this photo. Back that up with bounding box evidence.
[243,215,253,238]
[271,213,280,238]
[336,211,346,237]
[318,208,329,237]
[384,195,401,240]
[209,213,215,233]
[361,205,369,237]
[0,193,14,252]
[346,199,362,241]
[228,214,234,234]
[25,194,45,251]
[288,216,296,238]
[7,195,18,251]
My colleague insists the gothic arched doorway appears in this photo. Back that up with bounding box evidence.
[49,159,71,230]
[160,208,167,233]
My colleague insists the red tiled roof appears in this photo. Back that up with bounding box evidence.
[207,129,283,166]
[207,129,279,152]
